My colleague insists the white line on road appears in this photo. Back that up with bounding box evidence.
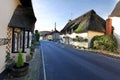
[41,46,47,80]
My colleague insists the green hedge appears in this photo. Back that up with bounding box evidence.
[91,35,118,52]
[73,36,88,42]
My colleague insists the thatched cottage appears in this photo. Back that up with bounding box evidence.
[8,0,36,61]
[0,0,20,74]
[0,0,36,75]
[61,10,106,48]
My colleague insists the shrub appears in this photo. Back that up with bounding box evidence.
[91,35,117,52]
[16,51,24,68]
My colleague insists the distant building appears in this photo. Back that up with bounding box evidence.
[40,25,60,42]
[40,31,51,40]
[61,10,106,48]
[52,27,60,42]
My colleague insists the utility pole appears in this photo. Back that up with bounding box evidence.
[55,22,56,31]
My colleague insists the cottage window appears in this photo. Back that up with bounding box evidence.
[12,31,19,53]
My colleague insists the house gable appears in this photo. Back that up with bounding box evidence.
[111,1,120,17]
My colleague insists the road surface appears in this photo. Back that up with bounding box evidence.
[40,41,120,80]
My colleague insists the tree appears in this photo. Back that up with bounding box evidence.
[35,30,40,42]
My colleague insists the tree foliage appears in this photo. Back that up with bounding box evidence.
[35,30,40,42]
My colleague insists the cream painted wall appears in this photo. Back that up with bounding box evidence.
[0,0,20,73]
[88,31,104,47]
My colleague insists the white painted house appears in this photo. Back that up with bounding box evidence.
[41,28,60,42]
[109,1,120,51]
[52,28,60,42]
[0,0,20,73]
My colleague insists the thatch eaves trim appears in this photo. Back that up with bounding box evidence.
[8,5,36,32]
[19,0,32,7]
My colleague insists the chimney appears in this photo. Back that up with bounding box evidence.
[106,16,113,35]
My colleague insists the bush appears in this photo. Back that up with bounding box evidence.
[16,51,24,68]
[91,35,117,52]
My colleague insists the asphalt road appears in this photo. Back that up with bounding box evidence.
[40,40,120,80]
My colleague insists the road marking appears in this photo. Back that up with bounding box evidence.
[41,46,47,80]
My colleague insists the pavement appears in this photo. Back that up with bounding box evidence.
[3,46,41,80]
[40,40,120,80]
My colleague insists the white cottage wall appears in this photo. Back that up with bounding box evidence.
[0,0,20,73]
[111,17,120,51]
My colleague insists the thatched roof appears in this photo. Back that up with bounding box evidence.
[61,10,106,34]
[111,1,120,17]
[19,0,32,7]
[8,5,36,32]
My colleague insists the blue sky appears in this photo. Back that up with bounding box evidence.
[32,0,119,31]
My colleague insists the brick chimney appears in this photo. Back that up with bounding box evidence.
[106,16,113,35]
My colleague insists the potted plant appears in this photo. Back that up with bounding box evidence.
[12,51,29,77]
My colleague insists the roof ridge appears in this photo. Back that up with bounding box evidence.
[72,9,96,21]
